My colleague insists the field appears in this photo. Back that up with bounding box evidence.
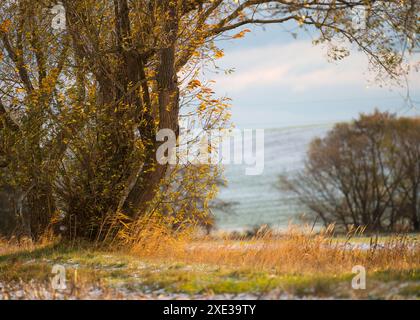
[0,228,419,300]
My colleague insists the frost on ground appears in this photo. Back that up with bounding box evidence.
[0,236,418,300]
[0,280,418,300]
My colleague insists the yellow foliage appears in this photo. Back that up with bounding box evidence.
[0,19,12,33]
[188,79,202,89]
[214,49,224,59]
[232,29,251,39]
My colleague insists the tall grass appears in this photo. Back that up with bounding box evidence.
[1,219,419,276]
[129,222,420,275]
[0,221,418,299]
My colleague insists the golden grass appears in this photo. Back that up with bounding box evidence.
[0,222,418,299]
[129,223,420,276]
[2,221,419,277]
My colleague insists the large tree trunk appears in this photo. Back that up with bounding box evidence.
[64,0,180,220]
[121,1,180,219]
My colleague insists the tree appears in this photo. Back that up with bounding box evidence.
[0,0,418,240]
[388,116,420,231]
[280,112,420,232]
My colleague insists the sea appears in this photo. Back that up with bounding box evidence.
[214,123,333,231]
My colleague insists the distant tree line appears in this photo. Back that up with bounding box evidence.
[280,111,420,232]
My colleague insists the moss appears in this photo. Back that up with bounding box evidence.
[399,284,420,298]
[135,267,351,296]
[371,269,420,282]
[0,262,51,282]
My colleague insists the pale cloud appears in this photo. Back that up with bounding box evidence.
[211,41,373,93]
[200,32,420,128]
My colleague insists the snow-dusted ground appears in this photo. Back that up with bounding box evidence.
[0,281,311,300]
[1,280,417,300]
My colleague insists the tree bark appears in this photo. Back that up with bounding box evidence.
[121,1,180,219]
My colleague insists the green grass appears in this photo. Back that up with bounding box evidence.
[399,284,420,298]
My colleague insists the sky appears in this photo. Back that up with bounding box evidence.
[204,22,420,129]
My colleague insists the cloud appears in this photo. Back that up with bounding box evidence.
[210,41,373,93]
[201,39,420,128]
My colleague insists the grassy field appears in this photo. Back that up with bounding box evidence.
[0,228,419,300]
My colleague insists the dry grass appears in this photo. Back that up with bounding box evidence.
[0,223,419,299]
[129,224,420,276]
